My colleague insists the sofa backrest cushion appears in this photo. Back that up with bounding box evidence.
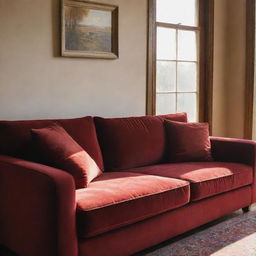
[0,116,104,171]
[31,124,102,188]
[94,113,187,171]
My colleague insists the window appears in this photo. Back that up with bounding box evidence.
[147,0,214,124]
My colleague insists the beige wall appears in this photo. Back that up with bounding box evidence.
[225,0,246,138]
[212,0,246,138]
[212,0,228,137]
[0,0,248,138]
[0,0,147,120]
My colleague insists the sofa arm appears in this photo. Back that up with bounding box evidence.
[0,155,78,256]
[210,137,256,203]
[210,137,256,166]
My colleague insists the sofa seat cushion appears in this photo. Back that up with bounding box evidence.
[94,113,187,171]
[76,172,190,238]
[127,162,253,201]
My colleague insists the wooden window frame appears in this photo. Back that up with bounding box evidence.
[146,0,214,132]
[244,0,255,139]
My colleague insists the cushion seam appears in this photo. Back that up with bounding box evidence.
[191,182,252,201]
[80,196,189,238]
[77,183,190,211]
[188,171,251,184]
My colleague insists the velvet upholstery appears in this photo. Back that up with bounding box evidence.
[210,137,256,166]
[165,120,212,162]
[94,113,187,171]
[210,137,256,203]
[1,115,256,256]
[31,124,102,188]
[0,116,104,171]
[79,186,251,256]
[0,155,77,256]
[128,162,253,201]
[76,172,190,238]
[158,112,188,122]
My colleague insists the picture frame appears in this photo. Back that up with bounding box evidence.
[61,0,118,59]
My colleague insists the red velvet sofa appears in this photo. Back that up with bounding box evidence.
[0,113,255,256]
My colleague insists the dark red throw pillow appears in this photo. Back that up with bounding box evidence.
[0,116,104,171]
[31,124,102,188]
[165,120,213,162]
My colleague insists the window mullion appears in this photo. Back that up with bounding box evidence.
[156,22,200,31]
[175,28,178,113]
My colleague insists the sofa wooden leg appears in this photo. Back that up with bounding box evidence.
[242,206,250,213]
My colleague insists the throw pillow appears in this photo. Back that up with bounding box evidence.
[165,120,213,162]
[31,124,102,188]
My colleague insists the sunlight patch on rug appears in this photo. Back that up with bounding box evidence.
[211,233,256,256]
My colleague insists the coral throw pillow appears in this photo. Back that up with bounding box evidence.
[31,124,102,188]
[165,120,213,162]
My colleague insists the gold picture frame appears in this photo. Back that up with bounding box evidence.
[61,0,118,59]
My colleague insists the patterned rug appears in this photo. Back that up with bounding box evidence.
[143,210,256,256]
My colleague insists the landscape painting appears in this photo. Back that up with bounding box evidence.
[62,1,118,59]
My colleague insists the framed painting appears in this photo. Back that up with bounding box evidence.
[61,0,118,59]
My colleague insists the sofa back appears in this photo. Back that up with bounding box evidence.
[0,117,104,171]
[94,113,187,171]
[0,113,187,174]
